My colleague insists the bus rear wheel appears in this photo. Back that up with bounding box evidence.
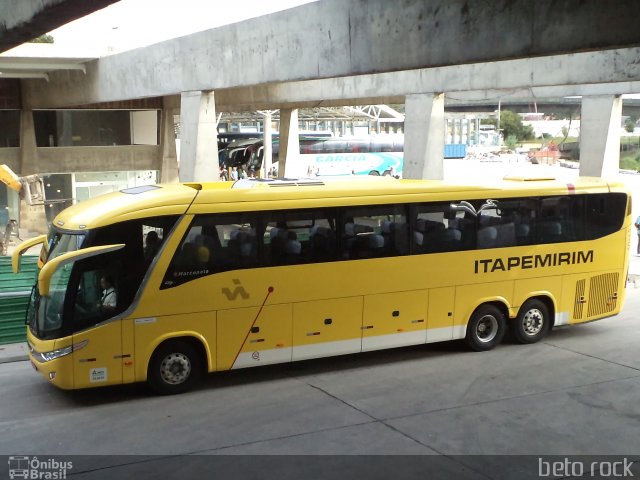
[513,299,550,344]
[465,304,506,352]
[148,340,202,395]
[368,170,380,176]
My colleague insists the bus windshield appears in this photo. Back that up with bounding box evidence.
[48,231,86,260]
[27,231,86,338]
[27,216,179,340]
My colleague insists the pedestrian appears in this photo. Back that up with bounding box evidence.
[230,167,239,181]
[635,214,640,255]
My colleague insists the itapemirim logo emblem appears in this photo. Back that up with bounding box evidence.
[7,456,73,479]
[221,279,249,301]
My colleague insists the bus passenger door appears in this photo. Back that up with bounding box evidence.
[217,304,292,370]
[71,265,123,388]
[72,322,123,388]
[292,297,363,361]
[361,290,428,352]
[426,287,455,343]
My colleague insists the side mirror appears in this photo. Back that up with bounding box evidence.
[12,234,48,274]
[38,244,125,297]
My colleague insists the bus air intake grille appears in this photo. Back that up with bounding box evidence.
[587,273,619,317]
[269,181,325,187]
[232,178,325,189]
[573,279,585,320]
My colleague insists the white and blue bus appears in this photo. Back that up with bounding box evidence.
[224,135,405,178]
[298,135,404,177]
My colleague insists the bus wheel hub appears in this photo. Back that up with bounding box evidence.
[160,353,191,384]
[523,309,543,335]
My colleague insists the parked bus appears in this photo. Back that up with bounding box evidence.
[220,135,404,177]
[217,131,332,151]
[219,133,335,172]
[12,176,630,394]
[297,135,404,177]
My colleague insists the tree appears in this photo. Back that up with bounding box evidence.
[624,116,637,134]
[505,135,518,150]
[498,110,534,142]
[29,34,54,44]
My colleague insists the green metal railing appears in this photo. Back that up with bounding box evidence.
[0,256,38,345]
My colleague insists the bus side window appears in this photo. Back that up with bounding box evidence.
[263,209,337,266]
[71,252,125,330]
[583,193,626,240]
[342,205,408,259]
[162,213,258,288]
[142,224,166,263]
[414,203,462,254]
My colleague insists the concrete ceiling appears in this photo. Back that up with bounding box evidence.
[0,0,120,53]
[0,55,93,81]
[0,43,95,81]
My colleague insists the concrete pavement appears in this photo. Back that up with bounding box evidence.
[0,291,639,479]
[0,341,28,363]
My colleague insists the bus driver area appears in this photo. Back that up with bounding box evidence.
[9,175,631,395]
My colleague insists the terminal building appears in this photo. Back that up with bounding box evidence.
[1,0,639,239]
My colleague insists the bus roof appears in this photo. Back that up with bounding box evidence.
[53,176,622,232]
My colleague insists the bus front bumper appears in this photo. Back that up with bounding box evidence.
[28,343,75,390]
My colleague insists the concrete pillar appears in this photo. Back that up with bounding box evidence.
[19,109,39,175]
[262,112,273,178]
[18,107,48,234]
[179,90,219,182]
[58,111,72,147]
[159,97,179,183]
[403,93,445,180]
[278,108,299,178]
[579,95,622,178]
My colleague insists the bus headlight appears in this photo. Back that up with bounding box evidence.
[32,340,88,363]
[38,346,73,362]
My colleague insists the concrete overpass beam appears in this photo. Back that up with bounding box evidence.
[403,93,445,180]
[179,91,219,182]
[0,0,119,53]
[579,95,622,178]
[278,108,299,178]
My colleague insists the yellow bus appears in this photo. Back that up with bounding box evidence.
[12,176,631,394]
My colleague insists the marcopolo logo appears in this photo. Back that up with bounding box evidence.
[221,279,249,301]
[7,456,72,479]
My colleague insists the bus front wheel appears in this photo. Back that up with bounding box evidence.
[148,340,202,395]
[368,170,380,176]
[465,304,506,352]
[512,299,550,344]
